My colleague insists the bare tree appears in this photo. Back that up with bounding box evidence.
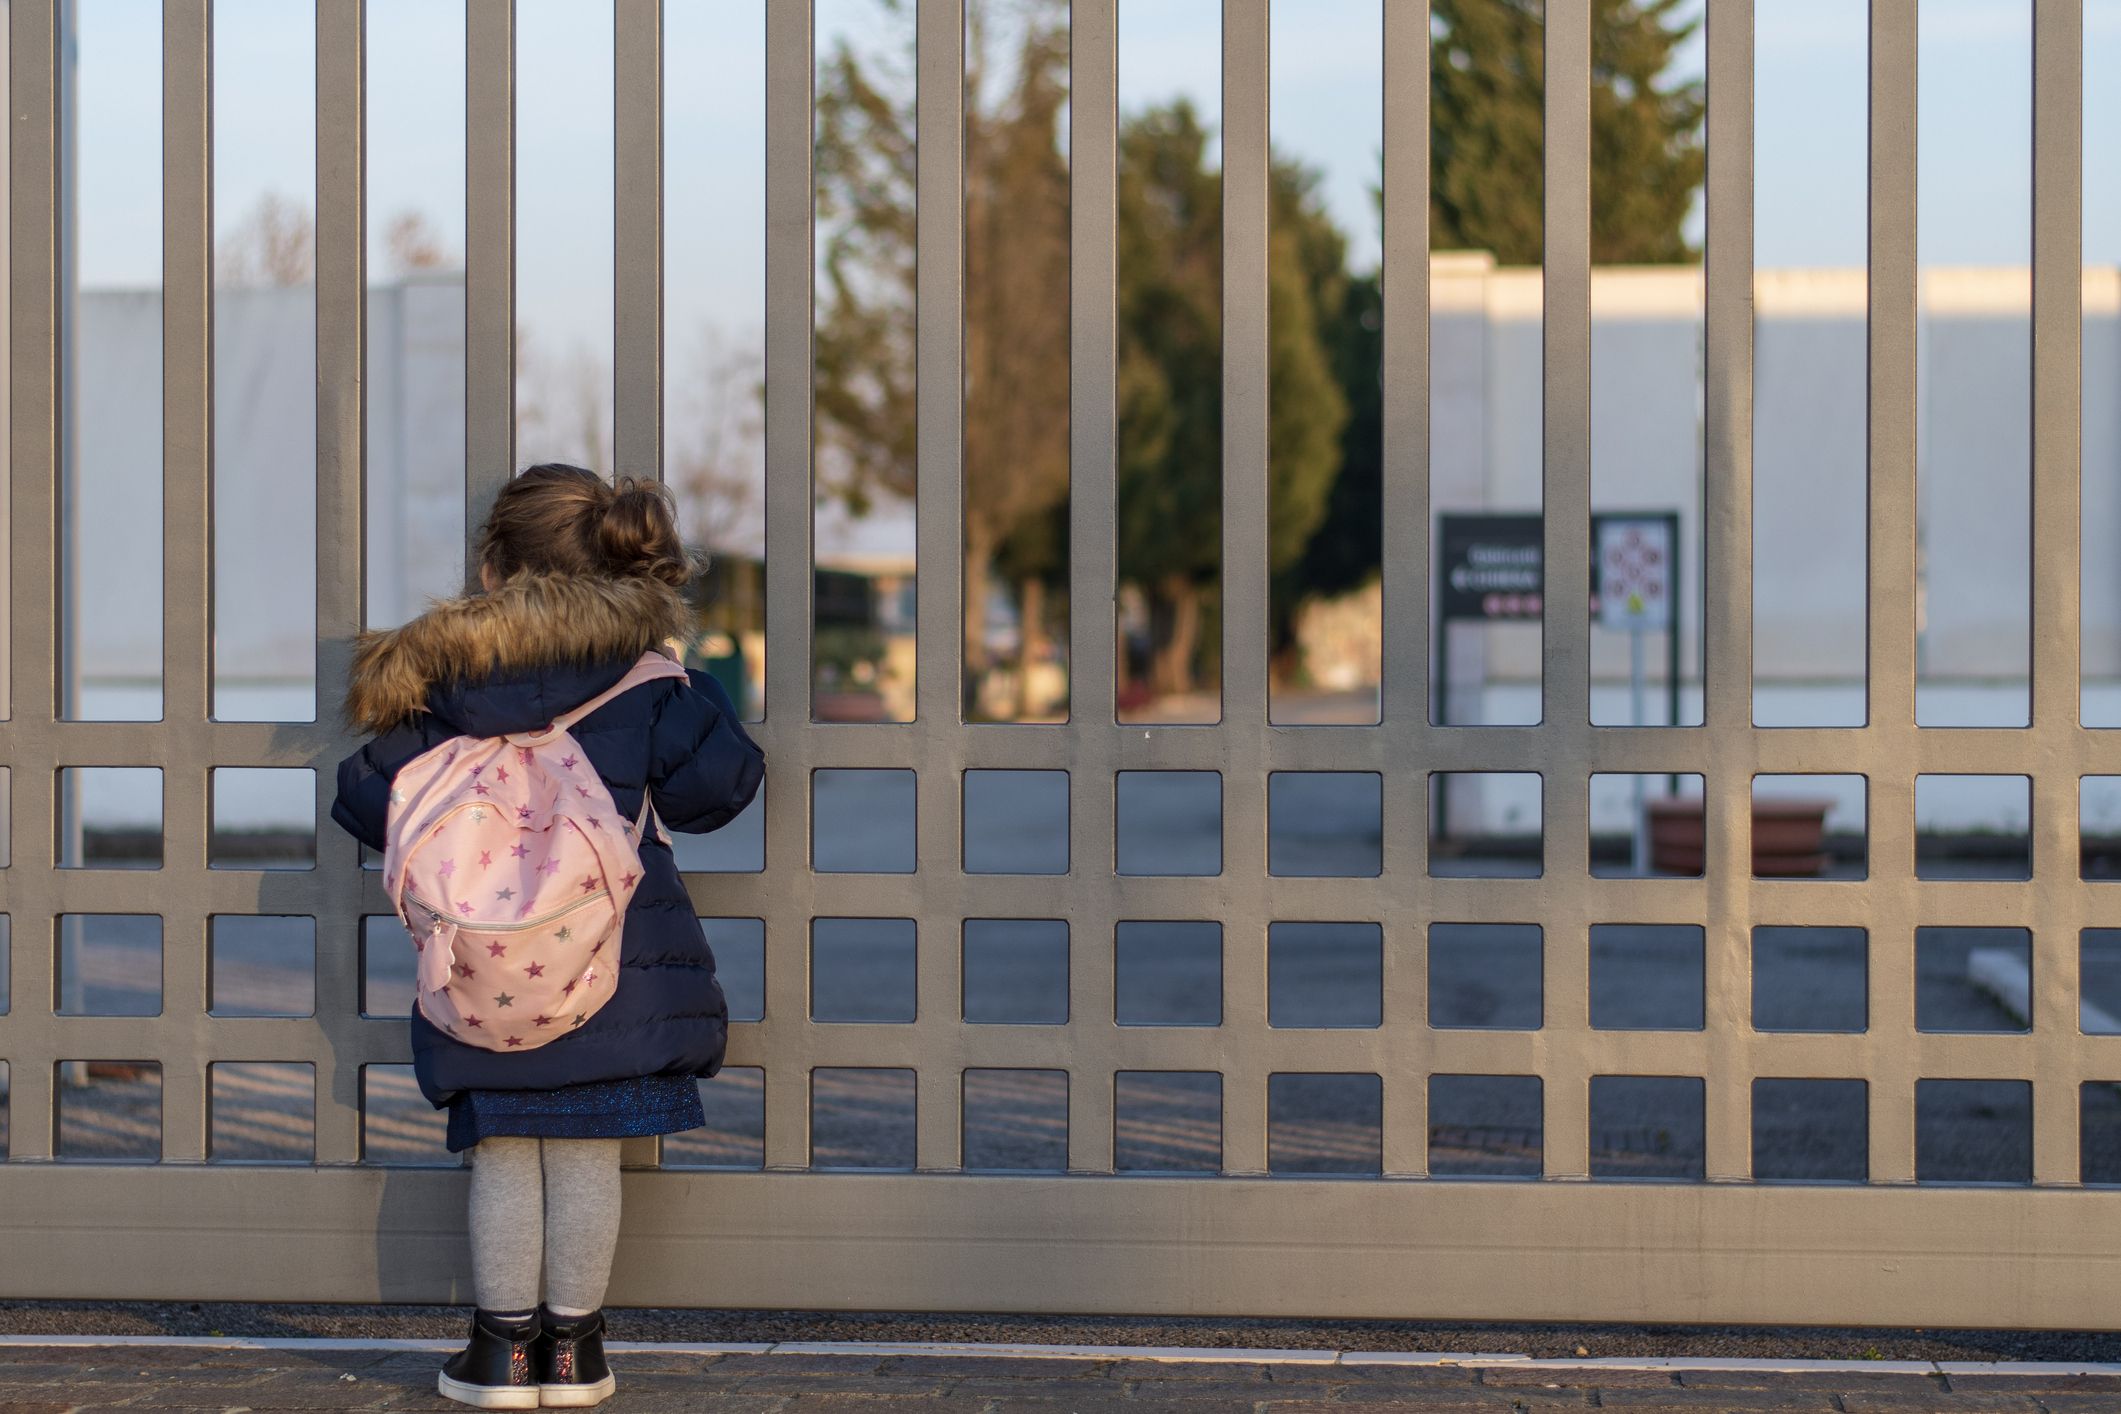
[216,191,316,288]
[667,323,765,558]
[383,210,455,276]
[514,326,614,473]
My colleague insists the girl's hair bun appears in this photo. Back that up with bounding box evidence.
[596,478,695,587]
[477,462,700,588]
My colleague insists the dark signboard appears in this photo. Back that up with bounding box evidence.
[1438,513,1544,620]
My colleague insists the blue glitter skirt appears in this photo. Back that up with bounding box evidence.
[446,1075,705,1153]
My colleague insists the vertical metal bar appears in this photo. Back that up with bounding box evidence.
[1221,0,1267,731]
[1217,0,1270,1177]
[613,0,661,482]
[912,0,965,1168]
[760,0,816,1168]
[0,0,17,722]
[313,0,367,1166]
[1377,0,1430,1176]
[913,0,961,734]
[1539,0,1593,1182]
[1700,0,1756,1182]
[159,0,212,1163]
[165,0,210,734]
[1377,1,1429,738]
[2028,0,2084,1187]
[1866,0,1919,1184]
[1065,0,1119,1175]
[612,0,664,1172]
[465,0,513,579]
[6,0,61,1162]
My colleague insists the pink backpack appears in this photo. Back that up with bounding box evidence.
[382,652,689,1052]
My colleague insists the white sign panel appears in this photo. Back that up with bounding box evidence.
[1596,517,1673,630]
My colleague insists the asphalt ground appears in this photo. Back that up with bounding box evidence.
[3,1341,2120,1413]
[5,1303,2121,1364]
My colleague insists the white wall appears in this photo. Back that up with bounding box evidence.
[57,262,2121,834]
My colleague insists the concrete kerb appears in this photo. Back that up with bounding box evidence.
[3,1334,2120,1379]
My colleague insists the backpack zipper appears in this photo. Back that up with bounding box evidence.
[405,887,612,932]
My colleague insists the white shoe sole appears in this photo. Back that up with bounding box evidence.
[539,1374,617,1407]
[437,1370,542,1409]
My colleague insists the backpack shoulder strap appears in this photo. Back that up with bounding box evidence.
[550,651,691,732]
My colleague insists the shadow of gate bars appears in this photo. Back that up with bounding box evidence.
[2,0,2116,1326]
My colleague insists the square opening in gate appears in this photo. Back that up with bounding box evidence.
[2081,1081,2121,1185]
[812,770,916,873]
[811,1068,916,1170]
[1752,1078,1866,1183]
[209,1062,314,1163]
[1267,772,1382,877]
[56,915,162,1017]
[1428,1074,1542,1178]
[670,781,766,873]
[962,770,1069,875]
[2084,777,2121,880]
[360,916,417,1019]
[210,767,316,869]
[1751,926,1868,1033]
[1915,775,2031,881]
[208,916,316,1017]
[1590,924,1704,1031]
[57,1061,161,1162]
[963,1069,1068,1172]
[1114,1071,1221,1173]
[962,919,1069,1025]
[1428,772,1541,877]
[2084,929,2121,1034]
[0,1062,8,1159]
[56,767,162,869]
[701,918,765,1022]
[361,1064,453,1166]
[1916,927,2031,1034]
[1750,774,1866,879]
[811,918,917,1023]
[1916,1078,2031,1185]
[1589,1075,1704,1181]
[1427,922,1542,1030]
[1114,921,1221,1026]
[663,1069,765,1170]
[1115,771,1222,876]
[1268,922,1382,1028]
[1268,1073,1383,1175]
[0,915,10,1016]
[1590,773,1703,877]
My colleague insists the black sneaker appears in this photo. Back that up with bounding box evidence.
[437,1309,541,1410]
[535,1306,616,1407]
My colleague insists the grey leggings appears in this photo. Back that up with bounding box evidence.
[467,1137,623,1316]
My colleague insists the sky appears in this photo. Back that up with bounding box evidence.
[64,0,2121,369]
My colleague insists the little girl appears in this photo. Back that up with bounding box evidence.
[332,464,764,1409]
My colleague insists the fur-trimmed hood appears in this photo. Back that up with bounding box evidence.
[344,573,693,734]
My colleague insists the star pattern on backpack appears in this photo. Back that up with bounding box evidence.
[379,652,688,1055]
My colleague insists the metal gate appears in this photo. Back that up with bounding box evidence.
[3,0,2117,1327]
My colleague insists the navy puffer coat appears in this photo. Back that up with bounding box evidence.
[330,573,764,1107]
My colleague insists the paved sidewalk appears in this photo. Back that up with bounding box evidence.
[6,1343,2121,1412]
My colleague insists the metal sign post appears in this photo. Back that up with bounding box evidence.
[1595,514,1678,872]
